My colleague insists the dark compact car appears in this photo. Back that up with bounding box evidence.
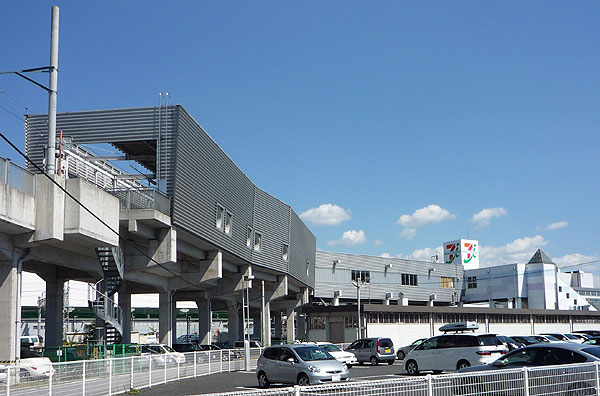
[455,343,600,395]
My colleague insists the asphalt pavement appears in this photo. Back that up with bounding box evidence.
[136,362,408,396]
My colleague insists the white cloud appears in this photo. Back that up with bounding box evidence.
[379,252,403,258]
[399,228,416,240]
[406,246,443,262]
[397,204,456,227]
[373,240,383,246]
[480,235,548,266]
[553,253,598,269]
[470,207,507,227]
[328,230,366,246]
[546,221,568,230]
[300,203,351,226]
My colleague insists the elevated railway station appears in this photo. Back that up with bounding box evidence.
[0,105,315,361]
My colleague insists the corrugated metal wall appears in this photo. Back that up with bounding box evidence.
[25,106,178,194]
[173,107,255,263]
[25,106,316,288]
[289,210,316,288]
[252,188,290,274]
[315,251,463,302]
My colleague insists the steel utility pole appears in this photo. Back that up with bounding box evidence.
[46,5,59,175]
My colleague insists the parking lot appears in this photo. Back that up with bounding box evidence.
[138,362,408,395]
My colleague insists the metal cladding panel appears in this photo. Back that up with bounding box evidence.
[25,106,178,194]
[289,210,316,288]
[172,108,254,262]
[315,251,463,302]
[252,188,290,273]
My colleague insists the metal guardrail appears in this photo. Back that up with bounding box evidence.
[106,188,170,215]
[0,348,255,396]
[2,347,599,396]
[0,157,35,195]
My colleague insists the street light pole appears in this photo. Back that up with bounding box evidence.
[243,274,254,371]
[352,281,361,339]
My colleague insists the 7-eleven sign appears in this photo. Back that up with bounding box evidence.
[444,239,479,269]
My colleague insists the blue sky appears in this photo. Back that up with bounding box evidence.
[1,0,599,298]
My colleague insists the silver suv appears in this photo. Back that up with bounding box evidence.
[256,344,350,387]
[346,337,395,365]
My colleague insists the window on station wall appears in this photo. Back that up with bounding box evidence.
[441,277,454,288]
[253,232,262,252]
[216,204,225,229]
[467,276,478,289]
[344,316,357,328]
[309,317,326,330]
[351,270,370,284]
[282,243,289,261]
[401,273,418,286]
[246,227,252,248]
[224,211,232,235]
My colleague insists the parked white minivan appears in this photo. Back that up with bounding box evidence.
[404,333,507,374]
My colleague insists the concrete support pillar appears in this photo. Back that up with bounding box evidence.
[251,311,261,340]
[159,291,175,347]
[196,298,211,344]
[273,312,282,340]
[118,286,132,344]
[297,313,306,341]
[285,307,295,344]
[227,303,239,347]
[262,302,271,347]
[0,262,18,361]
[45,278,65,348]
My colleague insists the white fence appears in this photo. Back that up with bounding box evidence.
[213,361,600,396]
[3,348,600,396]
[0,348,261,396]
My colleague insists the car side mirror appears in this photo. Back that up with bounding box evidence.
[287,358,295,364]
[493,360,506,367]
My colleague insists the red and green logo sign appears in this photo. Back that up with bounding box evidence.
[463,242,477,264]
[446,253,458,264]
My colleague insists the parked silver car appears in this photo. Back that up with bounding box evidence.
[256,344,350,387]
[346,337,395,365]
[396,338,426,360]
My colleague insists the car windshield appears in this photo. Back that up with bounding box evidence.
[320,344,341,352]
[412,339,425,346]
[565,334,579,340]
[515,336,539,345]
[147,346,164,354]
[544,335,560,341]
[478,335,503,346]
[294,346,334,361]
[163,345,176,353]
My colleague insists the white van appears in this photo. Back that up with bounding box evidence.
[21,335,43,348]
[404,333,507,374]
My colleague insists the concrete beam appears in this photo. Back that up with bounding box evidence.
[169,251,222,291]
[177,240,207,260]
[266,276,288,301]
[32,174,64,243]
[124,271,168,292]
[24,246,103,278]
[127,219,156,240]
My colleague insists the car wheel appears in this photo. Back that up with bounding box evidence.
[257,371,270,388]
[387,360,394,365]
[397,351,405,360]
[346,364,352,368]
[406,360,419,375]
[370,356,379,365]
[457,360,470,370]
[297,374,310,386]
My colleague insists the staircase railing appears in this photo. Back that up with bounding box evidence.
[88,280,123,335]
